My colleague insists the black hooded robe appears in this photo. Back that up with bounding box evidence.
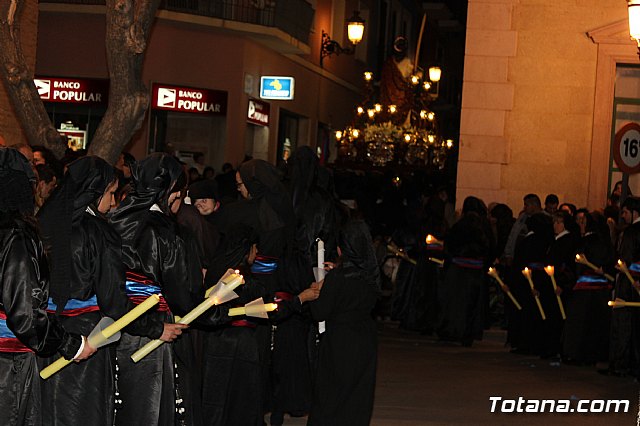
[109,153,227,426]
[307,220,378,426]
[562,231,614,364]
[37,156,132,426]
[0,148,83,426]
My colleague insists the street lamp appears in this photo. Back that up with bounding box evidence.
[320,11,366,68]
[428,67,442,82]
[628,0,640,58]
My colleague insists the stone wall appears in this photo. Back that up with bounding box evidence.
[458,0,630,212]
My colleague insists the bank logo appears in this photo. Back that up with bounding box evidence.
[34,79,51,100]
[269,79,283,91]
[157,88,176,108]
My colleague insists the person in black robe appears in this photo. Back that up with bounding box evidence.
[234,159,307,426]
[284,146,339,418]
[0,148,94,426]
[543,211,578,358]
[200,224,266,426]
[183,178,222,271]
[438,196,495,346]
[307,219,379,426]
[37,156,137,426]
[176,178,223,417]
[508,213,553,355]
[608,196,640,376]
[109,153,228,426]
[562,211,615,365]
[389,227,426,331]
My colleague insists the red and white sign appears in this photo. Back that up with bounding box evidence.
[34,77,109,105]
[151,83,227,115]
[614,122,640,174]
[247,98,270,126]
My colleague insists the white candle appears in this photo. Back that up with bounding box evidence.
[40,294,160,379]
[317,239,326,280]
[317,239,325,268]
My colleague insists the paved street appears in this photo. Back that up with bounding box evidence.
[277,323,638,425]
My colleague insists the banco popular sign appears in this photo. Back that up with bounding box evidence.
[34,77,109,106]
[247,98,270,126]
[151,83,227,115]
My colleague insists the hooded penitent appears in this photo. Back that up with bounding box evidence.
[238,159,293,233]
[338,220,381,294]
[0,147,36,215]
[289,146,318,214]
[38,156,115,312]
[109,152,186,256]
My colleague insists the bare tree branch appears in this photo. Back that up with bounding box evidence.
[88,0,161,164]
[0,0,66,157]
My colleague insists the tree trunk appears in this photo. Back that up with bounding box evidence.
[88,0,161,164]
[0,0,66,157]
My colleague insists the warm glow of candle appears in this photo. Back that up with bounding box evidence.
[609,298,640,308]
[222,272,244,292]
[425,234,442,245]
[132,270,241,363]
[228,301,278,317]
[544,265,566,320]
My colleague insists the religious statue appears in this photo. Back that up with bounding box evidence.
[379,36,416,119]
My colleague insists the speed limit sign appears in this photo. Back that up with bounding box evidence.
[614,122,640,174]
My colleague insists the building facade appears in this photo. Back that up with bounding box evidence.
[458,0,638,212]
[2,1,436,176]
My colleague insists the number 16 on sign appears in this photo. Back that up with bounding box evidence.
[614,123,640,175]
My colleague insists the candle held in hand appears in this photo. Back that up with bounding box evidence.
[522,267,546,320]
[544,265,566,320]
[488,267,522,310]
